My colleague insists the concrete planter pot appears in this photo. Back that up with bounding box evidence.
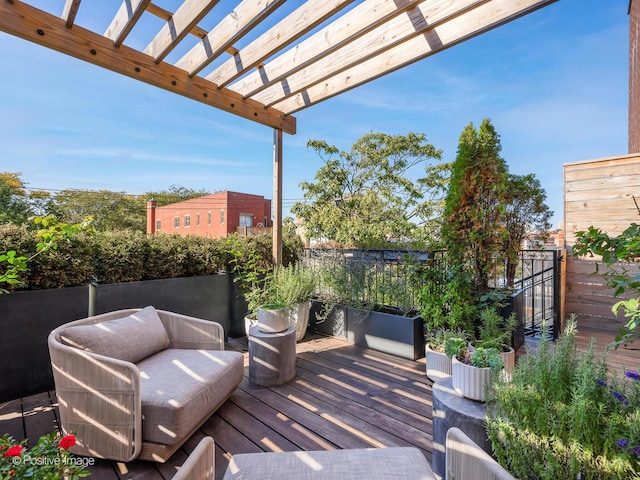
[500,346,515,380]
[257,305,290,333]
[451,356,494,402]
[425,344,452,381]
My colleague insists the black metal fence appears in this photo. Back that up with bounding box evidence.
[304,248,561,338]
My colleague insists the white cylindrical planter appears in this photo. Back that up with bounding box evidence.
[289,302,310,342]
[425,344,452,382]
[257,306,290,333]
[500,346,515,381]
[451,356,493,402]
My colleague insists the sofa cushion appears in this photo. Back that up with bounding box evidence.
[60,306,170,364]
[223,447,434,480]
[137,348,244,445]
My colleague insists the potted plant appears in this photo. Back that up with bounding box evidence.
[425,328,469,382]
[245,263,316,339]
[445,337,504,402]
[474,305,517,378]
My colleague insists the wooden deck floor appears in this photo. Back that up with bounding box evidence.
[2,327,639,480]
[0,334,433,480]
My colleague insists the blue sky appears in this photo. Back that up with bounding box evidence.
[0,0,630,228]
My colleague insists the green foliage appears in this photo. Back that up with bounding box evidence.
[145,185,211,207]
[0,172,40,225]
[0,225,303,291]
[419,256,475,333]
[292,132,448,248]
[486,318,640,479]
[475,306,517,351]
[573,223,640,346]
[442,120,552,292]
[444,336,468,359]
[501,173,553,286]
[426,327,469,353]
[469,347,504,369]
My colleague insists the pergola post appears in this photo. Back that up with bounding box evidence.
[272,128,283,265]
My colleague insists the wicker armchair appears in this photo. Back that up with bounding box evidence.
[172,437,215,480]
[445,427,515,480]
[48,307,243,463]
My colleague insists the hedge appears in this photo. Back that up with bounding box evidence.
[0,224,304,291]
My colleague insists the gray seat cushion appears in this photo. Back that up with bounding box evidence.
[138,348,244,445]
[223,447,434,480]
[59,306,170,363]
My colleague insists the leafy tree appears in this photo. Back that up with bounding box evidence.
[50,189,145,231]
[0,172,32,225]
[145,185,210,206]
[292,132,446,248]
[501,173,552,287]
[442,119,508,293]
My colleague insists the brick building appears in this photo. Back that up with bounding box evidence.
[631,0,639,152]
[147,191,271,238]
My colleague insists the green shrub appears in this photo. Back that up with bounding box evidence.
[486,320,640,479]
[0,223,303,290]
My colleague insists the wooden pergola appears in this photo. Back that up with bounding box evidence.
[0,0,556,262]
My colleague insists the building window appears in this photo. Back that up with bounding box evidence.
[184,215,191,228]
[196,213,200,227]
[207,211,212,226]
[174,216,180,228]
[156,219,161,231]
[239,213,253,227]
[220,209,225,224]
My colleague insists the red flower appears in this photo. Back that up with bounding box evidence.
[3,445,23,457]
[8,470,15,477]
[58,435,76,450]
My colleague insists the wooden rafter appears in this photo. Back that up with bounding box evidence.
[105,0,152,47]
[205,0,356,89]
[175,0,287,78]
[61,0,82,28]
[228,0,423,99]
[0,0,295,134]
[272,0,555,115]
[144,0,220,63]
[251,0,488,108]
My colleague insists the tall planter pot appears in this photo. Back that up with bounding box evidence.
[289,301,311,342]
[501,289,525,351]
[309,300,347,339]
[0,285,90,403]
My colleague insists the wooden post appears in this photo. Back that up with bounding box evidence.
[273,128,283,265]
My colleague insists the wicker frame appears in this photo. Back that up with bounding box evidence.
[48,308,227,463]
[172,437,215,480]
[445,427,515,480]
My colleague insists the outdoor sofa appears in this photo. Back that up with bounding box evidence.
[183,426,512,480]
[48,306,243,463]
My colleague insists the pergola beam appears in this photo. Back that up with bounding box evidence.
[206,0,356,89]
[252,0,487,108]
[144,0,220,63]
[176,0,287,78]
[0,0,296,134]
[228,0,423,99]
[273,0,556,114]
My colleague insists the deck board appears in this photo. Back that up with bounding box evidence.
[3,328,639,479]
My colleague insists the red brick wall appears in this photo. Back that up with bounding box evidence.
[149,191,271,238]
[631,0,640,153]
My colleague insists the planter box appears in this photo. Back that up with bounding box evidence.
[0,286,89,403]
[502,289,525,351]
[93,274,231,339]
[309,300,425,360]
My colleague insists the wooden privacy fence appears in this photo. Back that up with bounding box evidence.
[564,153,640,335]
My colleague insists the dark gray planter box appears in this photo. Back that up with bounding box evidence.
[500,289,525,351]
[0,286,89,403]
[93,274,231,339]
[309,300,424,360]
